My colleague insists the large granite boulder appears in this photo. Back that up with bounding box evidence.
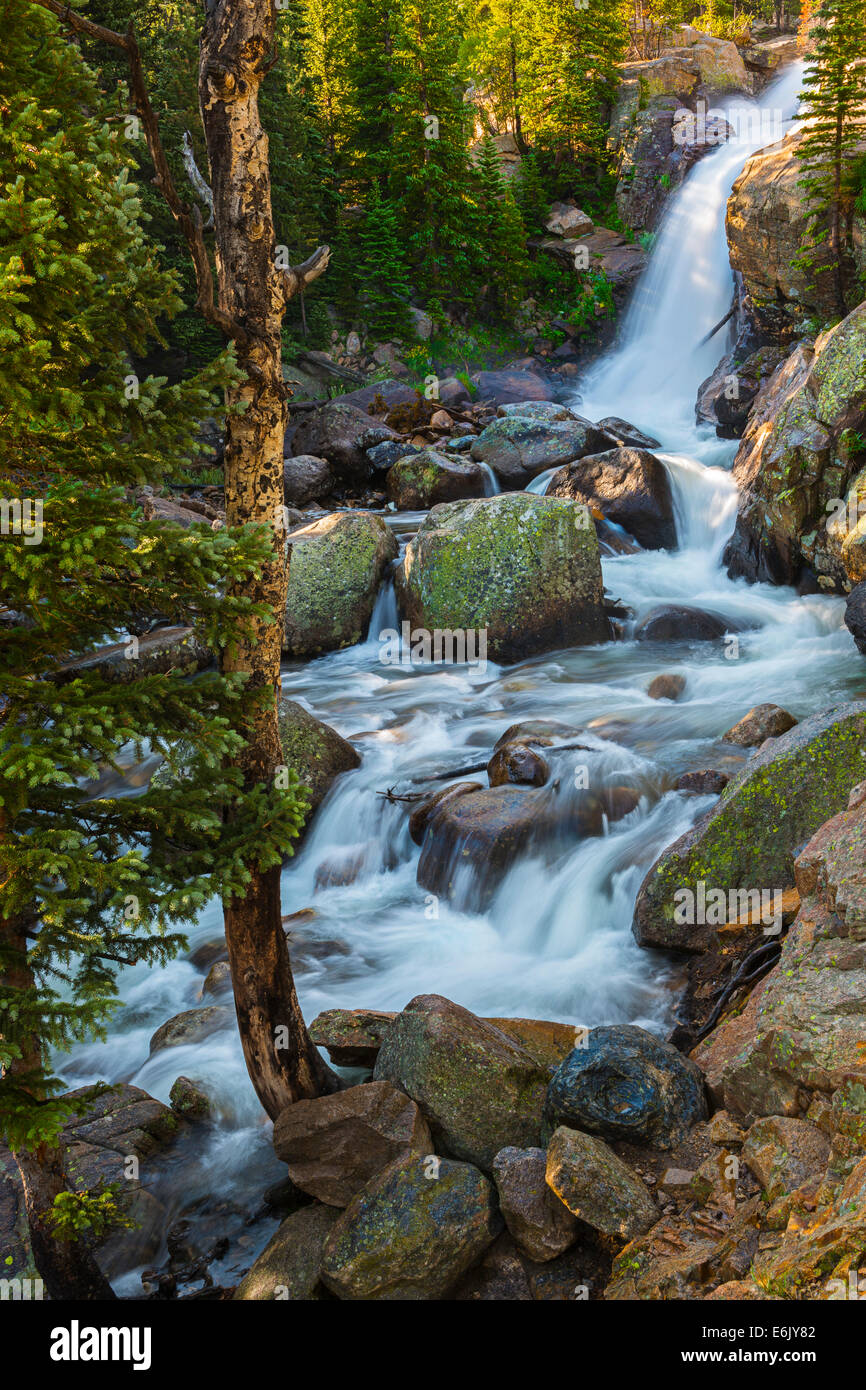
[396,493,608,665]
[545,1024,707,1149]
[549,447,676,549]
[372,994,549,1169]
[386,448,487,509]
[634,702,866,952]
[470,416,608,487]
[320,1153,502,1299]
[545,1127,658,1240]
[277,698,361,817]
[283,511,398,657]
[288,400,397,482]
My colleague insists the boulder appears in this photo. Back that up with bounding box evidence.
[545,1127,658,1240]
[234,1203,340,1300]
[742,1117,830,1202]
[396,493,608,665]
[693,783,866,1119]
[149,1006,230,1055]
[386,448,486,510]
[288,400,397,481]
[408,781,484,846]
[308,1008,396,1068]
[200,960,231,998]
[492,1146,578,1262]
[846,582,866,654]
[596,417,661,450]
[497,401,577,423]
[549,447,676,550]
[277,699,360,818]
[438,376,472,409]
[648,673,686,701]
[634,604,731,642]
[634,702,866,952]
[723,303,866,588]
[696,345,785,438]
[675,769,730,795]
[470,416,607,487]
[372,994,549,1169]
[487,742,550,788]
[320,1153,502,1299]
[452,1232,533,1300]
[472,369,555,405]
[545,1024,707,1149]
[282,454,333,507]
[168,1076,212,1121]
[273,1082,432,1207]
[722,703,797,746]
[283,511,398,657]
[545,202,594,239]
[365,439,421,473]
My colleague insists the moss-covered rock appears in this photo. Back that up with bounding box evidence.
[396,493,608,664]
[277,698,361,817]
[320,1153,502,1299]
[634,701,866,951]
[373,994,549,1170]
[283,510,398,657]
[470,415,606,487]
[234,1203,340,1300]
[545,1127,658,1240]
[386,448,486,510]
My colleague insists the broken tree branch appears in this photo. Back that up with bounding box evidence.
[181,130,214,230]
[281,245,332,304]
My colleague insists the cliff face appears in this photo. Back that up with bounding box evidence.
[723,302,866,590]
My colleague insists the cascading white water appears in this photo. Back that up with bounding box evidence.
[58,60,866,1290]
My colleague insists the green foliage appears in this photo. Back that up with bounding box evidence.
[471,135,530,318]
[355,182,414,338]
[46,1183,136,1244]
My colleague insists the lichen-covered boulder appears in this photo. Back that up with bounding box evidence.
[284,511,397,657]
[633,702,866,951]
[545,1127,658,1240]
[386,448,487,510]
[277,698,360,817]
[288,400,396,481]
[273,1082,432,1207]
[234,1203,340,1300]
[549,447,676,550]
[742,1118,830,1203]
[320,1153,502,1299]
[492,1147,578,1262]
[396,493,608,665]
[545,1024,707,1149]
[372,994,549,1170]
[470,416,607,487]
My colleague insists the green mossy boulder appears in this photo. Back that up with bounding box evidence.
[386,448,487,509]
[277,698,361,818]
[283,510,398,658]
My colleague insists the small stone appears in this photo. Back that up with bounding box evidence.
[675,769,730,795]
[200,960,231,998]
[492,1146,578,1262]
[545,1127,658,1240]
[647,673,686,701]
[168,1076,212,1122]
[723,704,798,746]
[659,1167,697,1200]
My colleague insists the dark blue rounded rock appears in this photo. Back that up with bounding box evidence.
[544,1024,707,1149]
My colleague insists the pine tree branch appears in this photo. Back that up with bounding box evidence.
[28,0,248,344]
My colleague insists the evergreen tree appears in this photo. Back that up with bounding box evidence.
[515,148,550,234]
[472,135,529,318]
[796,0,866,318]
[344,0,405,189]
[0,5,307,1297]
[356,181,414,338]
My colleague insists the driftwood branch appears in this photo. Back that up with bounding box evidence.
[697,303,736,349]
[181,130,214,230]
[29,0,247,343]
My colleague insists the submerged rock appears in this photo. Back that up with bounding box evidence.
[149,1006,230,1055]
[487,742,550,788]
[169,1076,212,1122]
[396,493,608,665]
[634,701,866,952]
[283,511,397,657]
[647,672,686,701]
[549,447,676,550]
[545,1024,707,1149]
[372,994,549,1169]
[408,781,484,845]
[634,604,732,642]
[277,699,361,819]
[320,1153,502,1299]
[545,1127,658,1240]
[675,769,730,795]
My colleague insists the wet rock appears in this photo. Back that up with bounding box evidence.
[187,940,227,970]
[722,703,798,746]
[694,783,866,1119]
[696,345,785,438]
[282,454,333,507]
[845,582,866,655]
[283,511,397,658]
[550,447,676,550]
[493,719,578,749]
[472,369,555,405]
[497,401,577,422]
[675,769,730,795]
[309,1008,397,1068]
[647,672,686,700]
[200,960,231,998]
[487,742,550,788]
[546,1127,658,1240]
[149,1006,230,1055]
[634,604,732,642]
[470,415,607,487]
[396,493,608,665]
[452,1232,533,1299]
[742,1117,830,1203]
[545,1023,707,1149]
[634,701,866,952]
[277,699,361,819]
[492,1146,578,1262]
[169,1076,212,1122]
[408,781,484,846]
[234,1202,340,1300]
[600,785,641,821]
[595,417,661,450]
[416,784,602,908]
[288,400,397,481]
[386,448,486,510]
[320,1153,502,1299]
[372,994,549,1169]
[273,1082,432,1207]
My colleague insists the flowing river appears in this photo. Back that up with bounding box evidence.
[59,61,866,1290]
